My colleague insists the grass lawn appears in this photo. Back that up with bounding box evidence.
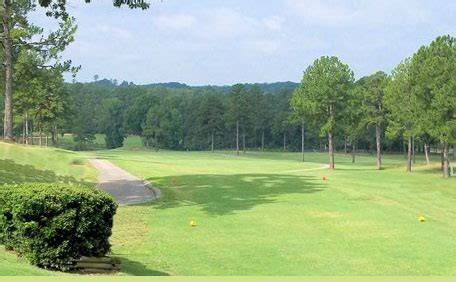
[97,147,456,275]
[1,140,456,275]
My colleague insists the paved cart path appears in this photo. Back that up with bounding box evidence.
[88,158,160,205]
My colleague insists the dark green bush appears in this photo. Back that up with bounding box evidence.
[0,183,117,271]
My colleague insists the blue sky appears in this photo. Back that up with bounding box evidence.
[30,0,456,85]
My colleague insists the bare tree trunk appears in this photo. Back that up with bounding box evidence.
[30,122,34,145]
[25,112,29,145]
[319,139,323,152]
[2,0,13,141]
[283,132,286,152]
[236,119,239,156]
[261,130,264,152]
[412,136,416,164]
[301,119,305,162]
[22,117,25,144]
[211,130,214,152]
[376,124,382,170]
[243,129,246,154]
[328,130,335,170]
[55,126,59,147]
[407,136,412,172]
[45,135,48,147]
[443,142,450,178]
[441,145,444,170]
[424,143,430,165]
[352,143,356,163]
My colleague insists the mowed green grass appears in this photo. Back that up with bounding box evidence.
[96,147,456,275]
[0,142,97,275]
[1,139,456,276]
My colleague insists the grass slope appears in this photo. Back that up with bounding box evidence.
[98,148,456,275]
[0,142,97,275]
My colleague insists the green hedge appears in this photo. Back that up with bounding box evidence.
[0,183,117,271]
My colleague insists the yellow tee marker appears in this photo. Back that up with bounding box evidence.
[190,219,197,227]
[418,216,426,222]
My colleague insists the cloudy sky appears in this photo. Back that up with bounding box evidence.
[30,0,456,85]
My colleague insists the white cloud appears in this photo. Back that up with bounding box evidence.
[153,14,196,31]
[98,26,132,40]
[286,0,431,27]
[263,16,284,32]
[247,39,280,56]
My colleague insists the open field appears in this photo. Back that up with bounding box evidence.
[1,141,456,275]
[101,147,456,275]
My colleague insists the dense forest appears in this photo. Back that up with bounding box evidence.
[1,76,451,160]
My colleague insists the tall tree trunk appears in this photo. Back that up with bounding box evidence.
[443,142,450,178]
[301,119,305,162]
[2,0,13,141]
[55,126,59,148]
[407,136,412,172]
[319,139,323,152]
[412,136,416,164]
[22,117,25,144]
[376,124,382,170]
[211,130,214,152]
[283,132,286,152]
[243,129,246,154]
[236,119,239,156]
[25,112,29,145]
[261,130,264,152]
[441,145,444,170]
[328,130,335,170]
[45,135,48,147]
[30,122,34,145]
[352,143,356,163]
[424,143,430,166]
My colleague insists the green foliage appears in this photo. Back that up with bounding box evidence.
[358,71,390,128]
[385,59,425,139]
[410,35,456,144]
[0,183,117,271]
[99,98,124,149]
[293,56,354,137]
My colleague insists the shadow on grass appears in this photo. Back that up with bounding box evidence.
[140,173,325,216]
[116,257,170,276]
[0,158,79,184]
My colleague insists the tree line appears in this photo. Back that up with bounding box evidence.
[292,35,456,177]
[0,2,454,178]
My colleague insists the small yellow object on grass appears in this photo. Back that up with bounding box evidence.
[190,220,197,227]
[418,216,426,222]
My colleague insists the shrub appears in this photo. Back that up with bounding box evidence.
[0,183,117,271]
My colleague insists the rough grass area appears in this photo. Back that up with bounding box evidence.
[98,148,456,275]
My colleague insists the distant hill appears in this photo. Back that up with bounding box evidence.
[90,79,299,93]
